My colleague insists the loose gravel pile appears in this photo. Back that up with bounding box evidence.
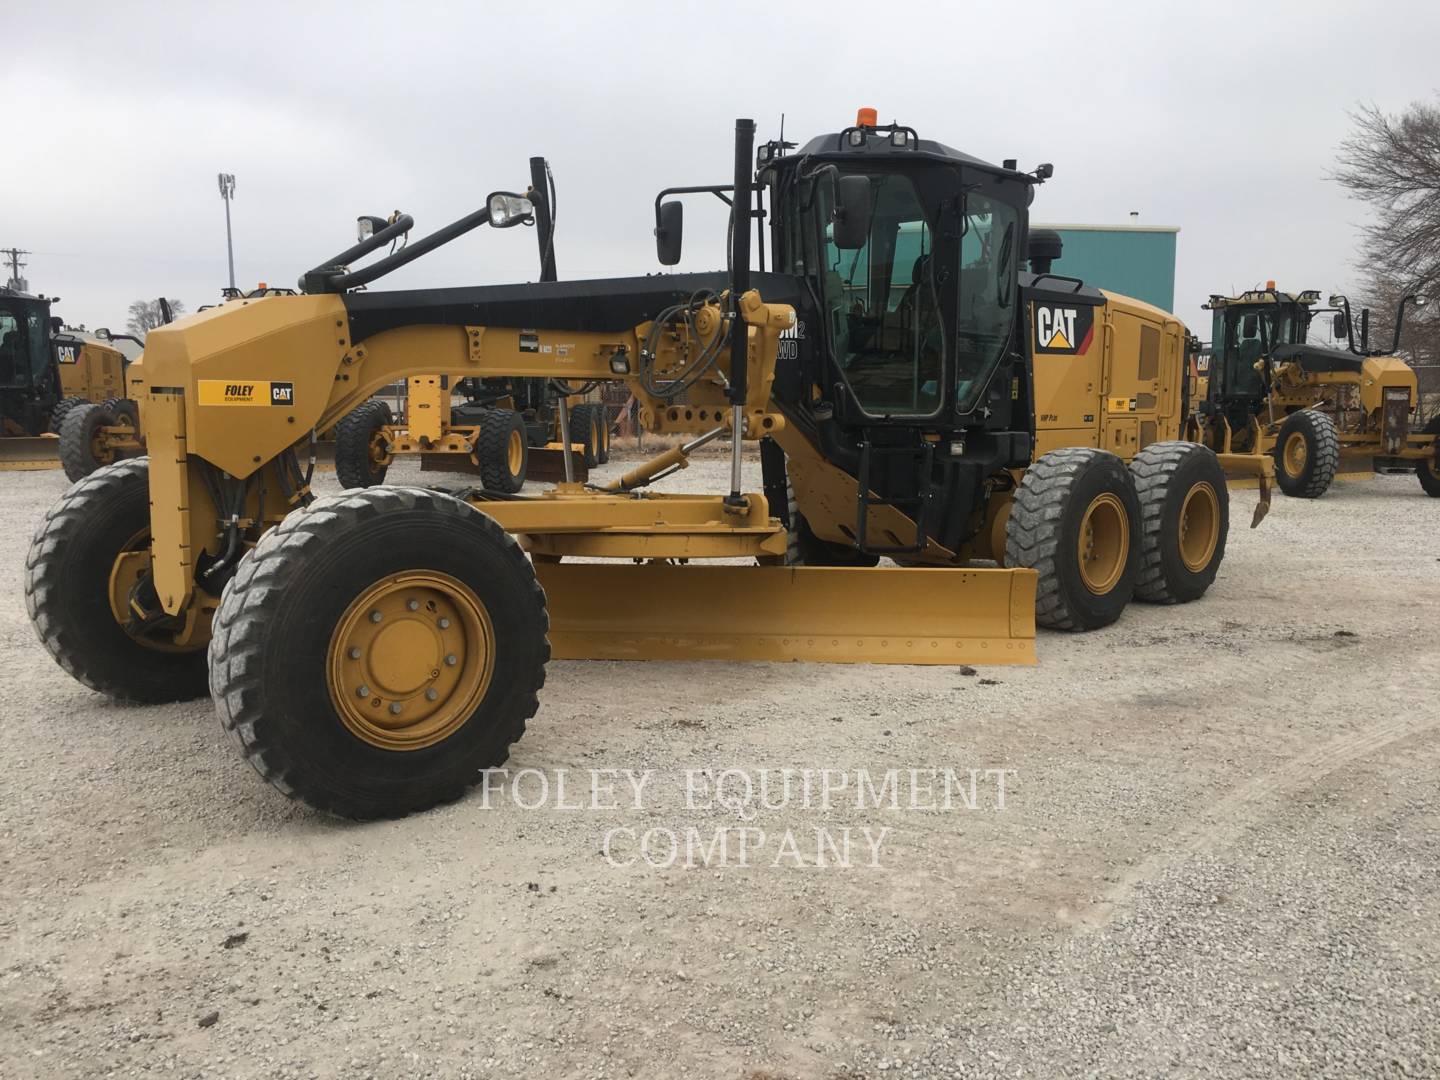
[1,457,1437,1079]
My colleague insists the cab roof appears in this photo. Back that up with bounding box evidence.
[784,126,1034,183]
[1204,288,1320,310]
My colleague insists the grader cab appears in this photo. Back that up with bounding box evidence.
[29,114,1260,818]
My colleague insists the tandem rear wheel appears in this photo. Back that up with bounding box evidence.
[1006,445,1230,630]
[209,486,549,819]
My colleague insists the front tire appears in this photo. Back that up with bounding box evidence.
[1273,409,1339,498]
[570,403,601,468]
[1417,416,1440,498]
[209,487,549,819]
[1005,448,1142,631]
[1130,441,1229,604]
[475,408,528,493]
[334,399,393,489]
[25,458,210,702]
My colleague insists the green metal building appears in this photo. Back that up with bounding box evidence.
[1035,224,1179,313]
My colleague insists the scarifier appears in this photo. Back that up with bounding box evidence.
[26,113,1270,817]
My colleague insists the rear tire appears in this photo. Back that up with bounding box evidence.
[1005,447,1141,631]
[209,486,549,819]
[476,407,528,493]
[1129,441,1229,604]
[48,395,87,434]
[25,458,209,703]
[1273,409,1339,498]
[59,402,119,481]
[1417,416,1440,498]
[334,399,392,489]
[102,397,140,428]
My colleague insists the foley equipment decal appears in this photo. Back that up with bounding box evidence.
[198,380,295,406]
[1033,304,1096,355]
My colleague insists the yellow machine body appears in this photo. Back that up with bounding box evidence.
[56,337,128,403]
[129,290,1039,666]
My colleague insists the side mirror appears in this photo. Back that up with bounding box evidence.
[487,192,534,229]
[832,175,872,250]
[95,327,111,340]
[1332,311,1348,339]
[50,316,64,333]
[655,201,683,266]
[1241,314,1258,338]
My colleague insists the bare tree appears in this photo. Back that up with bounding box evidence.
[125,298,186,338]
[1335,100,1440,419]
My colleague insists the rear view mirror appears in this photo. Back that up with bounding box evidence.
[655,201,683,266]
[1332,311,1348,339]
[1241,314,1258,338]
[832,175,872,250]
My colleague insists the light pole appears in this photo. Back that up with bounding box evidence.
[217,173,236,290]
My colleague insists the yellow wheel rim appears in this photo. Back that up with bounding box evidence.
[107,529,199,653]
[1282,431,1308,477]
[507,428,524,474]
[368,431,391,469]
[92,426,116,466]
[1077,492,1128,595]
[1178,481,1220,573]
[327,572,494,751]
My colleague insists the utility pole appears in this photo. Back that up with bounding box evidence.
[217,173,237,290]
[1,247,30,291]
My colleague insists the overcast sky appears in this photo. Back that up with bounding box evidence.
[6,0,1438,338]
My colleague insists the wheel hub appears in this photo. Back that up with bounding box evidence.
[1077,492,1128,596]
[1178,482,1220,573]
[507,429,524,474]
[328,572,494,751]
[1283,432,1307,477]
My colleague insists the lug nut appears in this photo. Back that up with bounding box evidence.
[356,685,370,697]
[348,647,362,660]
[369,611,382,623]
[444,654,458,667]
[407,599,419,611]
[438,617,451,630]
[389,702,403,716]
[425,688,438,701]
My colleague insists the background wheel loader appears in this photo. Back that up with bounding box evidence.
[1188,284,1438,497]
[1,284,146,474]
[27,113,1269,819]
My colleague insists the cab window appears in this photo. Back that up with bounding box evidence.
[819,172,942,416]
[956,194,1018,408]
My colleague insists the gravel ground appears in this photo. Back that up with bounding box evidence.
[2,454,1438,1079]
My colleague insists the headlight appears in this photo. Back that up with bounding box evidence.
[487,192,535,229]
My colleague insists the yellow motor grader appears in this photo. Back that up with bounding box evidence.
[1188,284,1438,497]
[0,287,144,474]
[26,114,1269,818]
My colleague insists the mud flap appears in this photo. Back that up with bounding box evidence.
[0,435,62,470]
[535,562,1038,665]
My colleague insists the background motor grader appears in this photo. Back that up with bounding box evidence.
[332,162,611,492]
[1188,285,1438,497]
[28,115,1263,819]
[0,284,145,475]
